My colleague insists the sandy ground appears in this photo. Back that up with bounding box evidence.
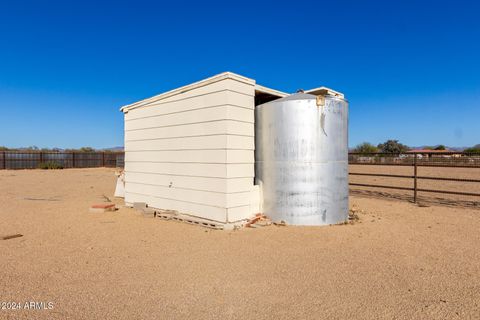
[1,168,479,320]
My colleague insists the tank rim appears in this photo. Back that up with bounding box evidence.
[256,94,348,108]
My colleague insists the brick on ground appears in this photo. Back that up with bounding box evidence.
[89,203,116,213]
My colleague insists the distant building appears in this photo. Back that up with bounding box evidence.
[407,149,457,158]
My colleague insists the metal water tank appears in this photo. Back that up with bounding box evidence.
[255,92,349,225]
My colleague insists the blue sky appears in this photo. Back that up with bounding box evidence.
[0,0,479,149]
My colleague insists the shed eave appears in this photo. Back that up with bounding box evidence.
[254,84,288,98]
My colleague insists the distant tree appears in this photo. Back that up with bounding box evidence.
[434,145,446,150]
[79,147,95,153]
[353,142,379,155]
[464,148,480,153]
[63,147,95,153]
[38,147,61,152]
[377,140,409,153]
[25,145,39,151]
[0,146,9,151]
[464,144,480,153]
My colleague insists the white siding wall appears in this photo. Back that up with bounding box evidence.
[123,76,257,223]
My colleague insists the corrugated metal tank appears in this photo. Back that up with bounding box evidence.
[255,92,349,225]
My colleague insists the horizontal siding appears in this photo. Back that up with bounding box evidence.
[125,91,230,120]
[125,79,254,119]
[150,81,227,105]
[227,206,253,222]
[125,120,253,141]
[126,182,251,208]
[152,78,253,105]
[125,135,254,151]
[226,192,253,208]
[226,91,255,109]
[126,162,253,178]
[223,78,255,96]
[227,178,254,193]
[226,105,254,123]
[125,105,253,131]
[226,163,254,178]
[227,135,254,150]
[125,135,226,151]
[126,162,225,178]
[125,150,253,164]
[124,76,256,222]
[226,121,254,136]
[226,150,254,163]
[126,150,226,163]
[125,192,227,222]
[126,172,253,193]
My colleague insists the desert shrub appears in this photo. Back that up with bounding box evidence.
[353,142,379,155]
[38,161,64,170]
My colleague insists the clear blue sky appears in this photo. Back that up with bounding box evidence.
[1,0,479,149]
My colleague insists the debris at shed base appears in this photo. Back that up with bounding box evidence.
[246,214,272,228]
[1,234,23,240]
[89,203,116,213]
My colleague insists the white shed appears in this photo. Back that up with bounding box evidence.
[121,72,287,225]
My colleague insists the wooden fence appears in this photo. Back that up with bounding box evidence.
[0,151,124,169]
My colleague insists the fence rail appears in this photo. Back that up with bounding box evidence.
[349,152,480,168]
[0,151,125,169]
[349,152,480,206]
[1,150,479,206]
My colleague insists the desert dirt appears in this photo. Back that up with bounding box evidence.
[1,168,479,319]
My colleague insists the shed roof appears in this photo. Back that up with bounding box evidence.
[120,72,344,113]
[120,72,288,113]
[407,149,452,153]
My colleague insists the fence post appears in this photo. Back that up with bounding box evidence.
[72,152,75,168]
[102,152,105,167]
[39,151,43,164]
[413,152,418,203]
[2,151,5,169]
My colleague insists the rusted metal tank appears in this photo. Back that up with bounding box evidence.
[255,92,349,225]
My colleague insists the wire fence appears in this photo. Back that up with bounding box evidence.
[349,152,480,207]
[0,151,125,169]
